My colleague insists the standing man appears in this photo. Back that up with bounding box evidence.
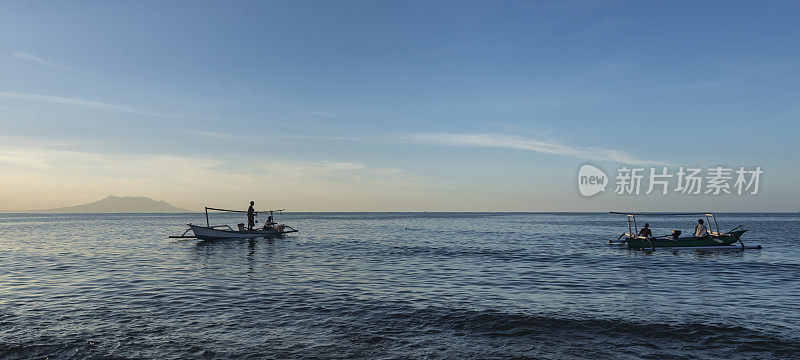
[247,201,257,230]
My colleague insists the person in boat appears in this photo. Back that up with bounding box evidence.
[638,223,652,238]
[263,215,274,230]
[247,201,256,230]
[694,219,708,237]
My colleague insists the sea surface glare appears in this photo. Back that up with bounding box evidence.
[1,213,798,359]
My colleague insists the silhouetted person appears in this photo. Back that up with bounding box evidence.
[638,223,652,237]
[694,218,708,237]
[247,201,256,230]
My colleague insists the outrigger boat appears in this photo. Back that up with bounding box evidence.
[608,212,761,250]
[170,207,298,240]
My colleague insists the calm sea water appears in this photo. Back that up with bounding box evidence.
[1,212,798,359]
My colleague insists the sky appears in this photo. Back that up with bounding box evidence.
[1,0,799,211]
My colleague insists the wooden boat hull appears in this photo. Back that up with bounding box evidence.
[624,230,747,249]
[189,224,297,240]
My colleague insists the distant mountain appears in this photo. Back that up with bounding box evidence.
[32,195,191,213]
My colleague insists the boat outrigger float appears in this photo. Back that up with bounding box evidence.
[608,212,761,250]
[170,207,298,240]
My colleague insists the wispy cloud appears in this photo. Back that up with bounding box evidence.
[411,133,667,165]
[251,160,419,184]
[667,78,743,92]
[0,91,218,120]
[0,92,132,112]
[293,110,339,118]
[185,130,394,145]
[11,51,76,71]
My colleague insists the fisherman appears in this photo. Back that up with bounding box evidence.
[247,201,257,230]
[638,223,652,237]
[694,218,708,237]
[262,214,274,230]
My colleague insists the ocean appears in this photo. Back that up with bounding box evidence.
[1,212,798,359]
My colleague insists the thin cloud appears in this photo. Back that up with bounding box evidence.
[186,130,378,143]
[411,133,667,165]
[0,91,218,120]
[293,110,339,118]
[0,92,132,112]
[11,51,77,71]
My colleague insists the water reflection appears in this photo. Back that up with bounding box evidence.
[618,247,760,259]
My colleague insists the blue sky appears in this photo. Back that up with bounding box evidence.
[1,1,799,211]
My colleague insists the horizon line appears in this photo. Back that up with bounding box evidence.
[1,210,797,214]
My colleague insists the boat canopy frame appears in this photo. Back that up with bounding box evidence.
[610,212,721,238]
[204,206,286,227]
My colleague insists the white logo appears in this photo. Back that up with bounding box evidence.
[613,166,762,196]
[578,164,608,197]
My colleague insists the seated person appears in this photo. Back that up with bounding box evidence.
[638,223,652,237]
[263,215,274,230]
[694,219,708,237]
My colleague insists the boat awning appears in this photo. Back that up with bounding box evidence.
[610,212,714,216]
[206,207,248,213]
[206,207,286,213]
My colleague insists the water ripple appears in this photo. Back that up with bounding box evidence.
[1,212,798,359]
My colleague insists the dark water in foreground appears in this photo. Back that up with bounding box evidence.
[1,212,798,359]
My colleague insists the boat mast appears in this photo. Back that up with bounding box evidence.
[627,215,632,237]
[706,213,720,235]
